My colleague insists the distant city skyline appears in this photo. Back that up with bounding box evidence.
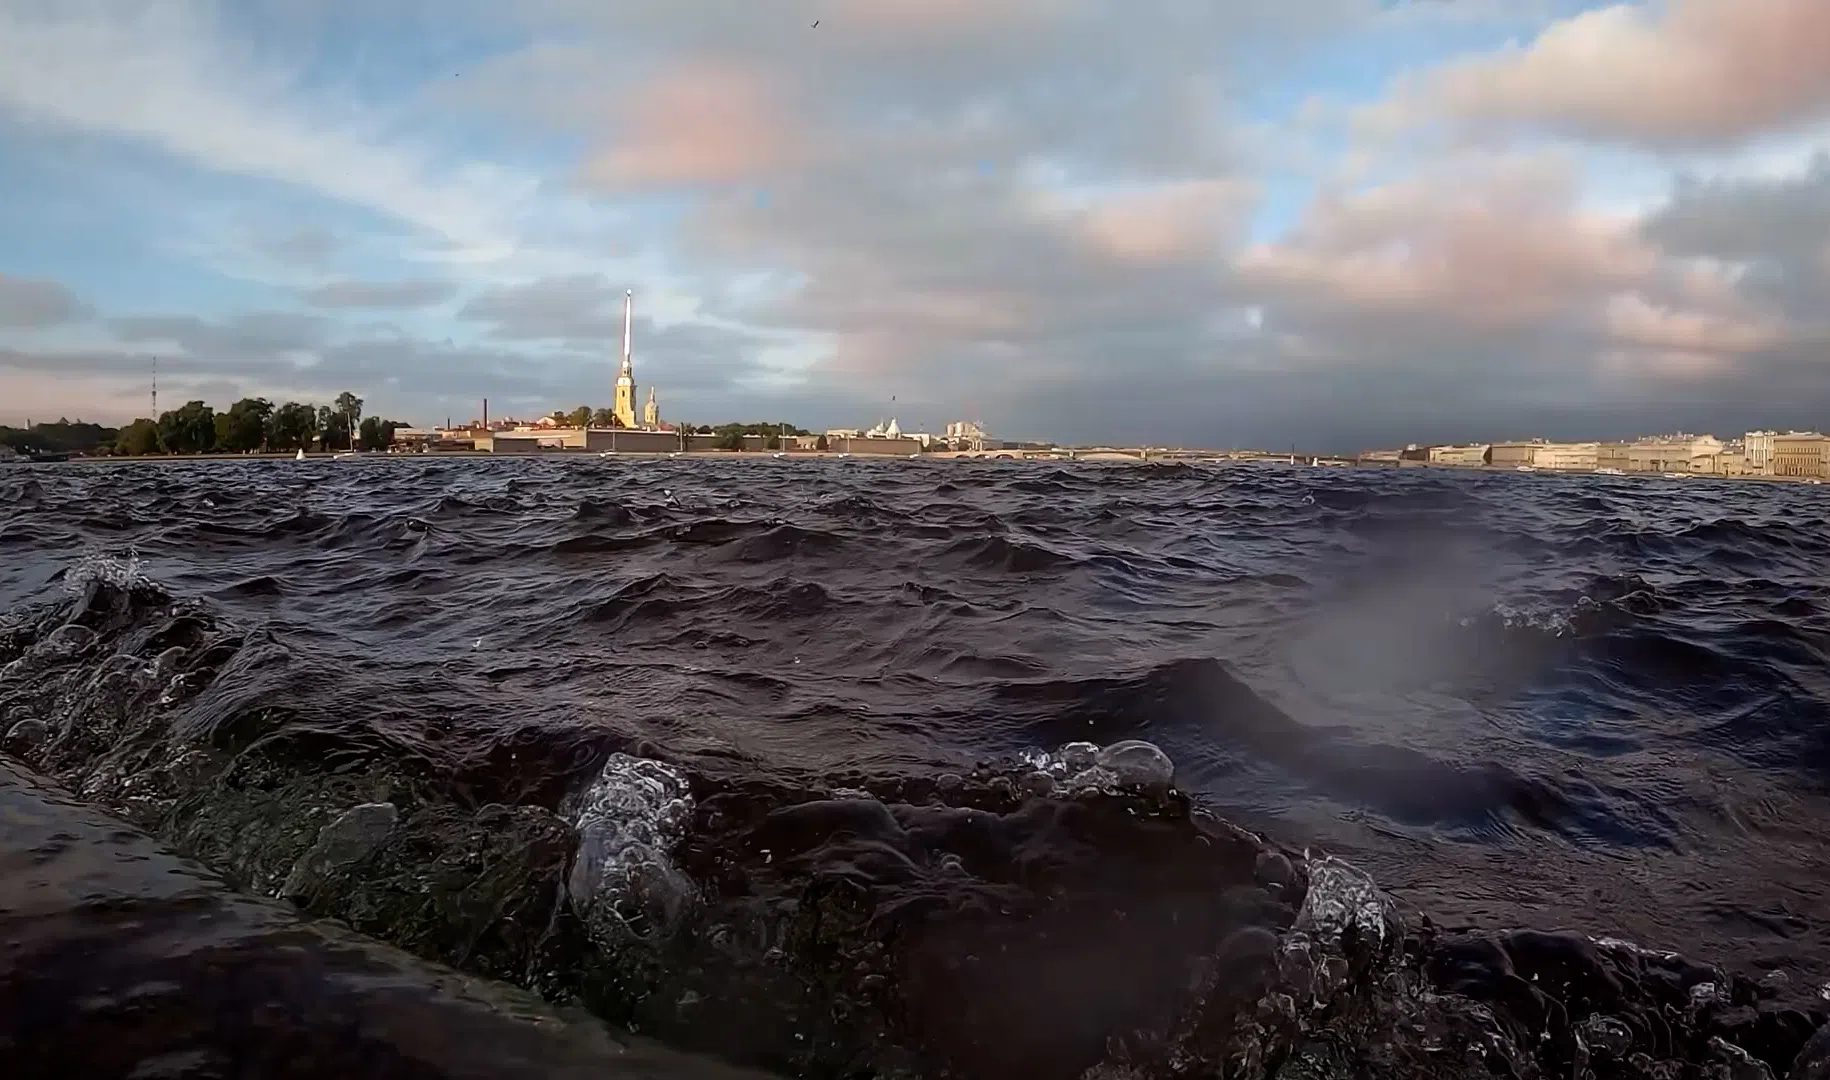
[3,2,1830,452]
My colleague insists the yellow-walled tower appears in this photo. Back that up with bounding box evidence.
[613,288,637,428]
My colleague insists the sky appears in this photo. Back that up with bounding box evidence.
[3,0,1830,451]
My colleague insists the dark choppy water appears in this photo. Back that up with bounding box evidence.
[3,457,1830,1079]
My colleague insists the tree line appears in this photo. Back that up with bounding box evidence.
[548,405,628,429]
[5,402,848,458]
[540,405,810,442]
[118,391,403,454]
[707,422,814,450]
[3,391,402,457]
[538,407,814,450]
[0,419,118,456]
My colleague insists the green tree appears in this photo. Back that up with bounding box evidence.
[815,434,829,451]
[158,401,217,454]
[358,416,399,452]
[766,434,782,450]
[714,425,746,451]
[213,413,232,449]
[567,405,593,428]
[334,391,363,451]
[709,422,812,437]
[222,397,274,452]
[115,418,160,456]
[268,402,317,451]
[317,406,350,451]
[590,407,617,428]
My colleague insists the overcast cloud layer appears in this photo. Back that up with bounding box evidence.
[4,0,1830,449]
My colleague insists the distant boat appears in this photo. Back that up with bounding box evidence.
[295,448,306,462]
[1596,467,1623,476]
[1661,472,1692,479]
[1516,465,1536,472]
[599,450,618,457]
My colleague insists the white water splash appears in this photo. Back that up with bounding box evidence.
[1016,739,1175,795]
[1592,935,1682,963]
[566,754,698,945]
[1476,600,1577,637]
[63,547,149,594]
[1295,854,1396,951]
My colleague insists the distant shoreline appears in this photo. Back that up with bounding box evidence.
[9,451,1826,485]
[35,449,940,464]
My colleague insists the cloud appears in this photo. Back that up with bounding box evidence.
[1365,0,1830,149]
[254,225,341,268]
[1640,154,1830,319]
[1236,154,1656,333]
[1601,293,1784,356]
[108,311,334,361]
[458,274,628,341]
[304,279,459,310]
[1229,149,1805,407]
[584,60,809,189]
[0,273,89,329]
[0,0,539,260]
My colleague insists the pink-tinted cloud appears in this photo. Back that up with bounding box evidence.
[584,60,809,188]
[1232,151,1803,385]
[1065,180,1256,264]
[1603,292,1784,355]
[1235,155,1657,330]
[1370,0,1830,148]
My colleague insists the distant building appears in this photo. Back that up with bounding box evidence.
[643,387,660,429]
[1532,442,1600,471]
[1596,442,1631,471]
[1771,432,1830,478]
[1745,431,1778,474]
[613,290,638,429]
[1711,445,1752,477]
[1488,441,1543,468]
[1428,444,1489,466]
[827,434,922,456]
[1627,434,1722,473]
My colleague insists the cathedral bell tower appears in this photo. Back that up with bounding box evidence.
[613,289,637,429]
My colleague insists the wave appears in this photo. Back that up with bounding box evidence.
[4,459,1830,1077]
[1,575,1825,1077]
